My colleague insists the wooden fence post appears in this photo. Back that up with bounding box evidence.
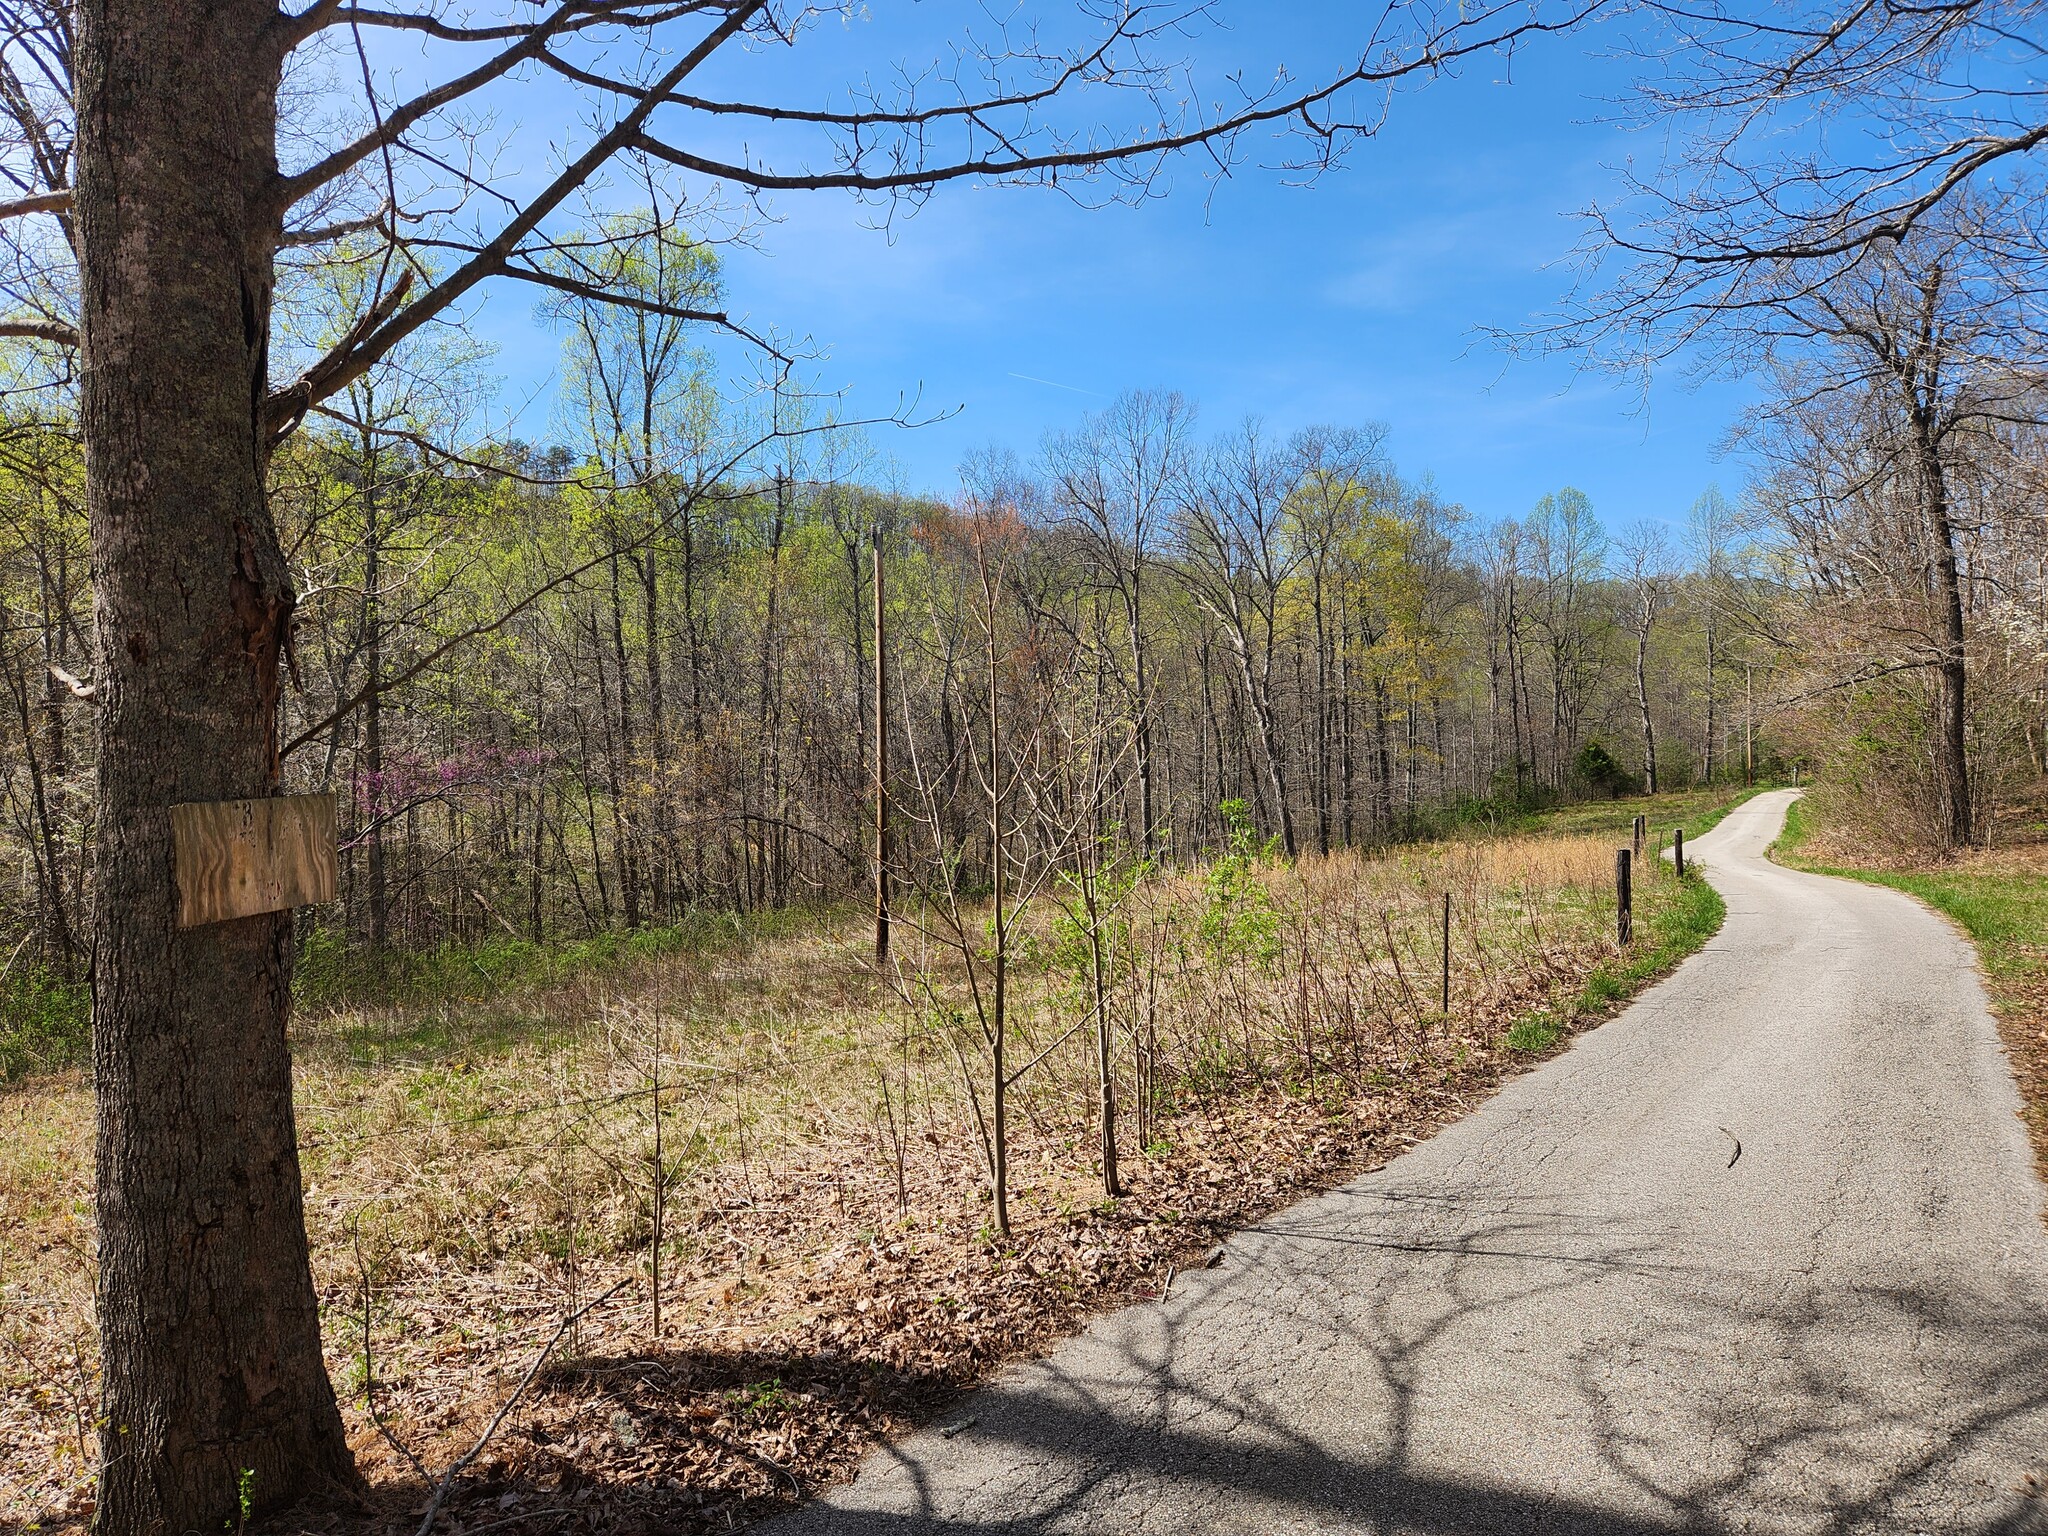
[1673,827,1685,879]
[1632,814,1646,861]
[1440,890,1451,1014]
[1616,848,1632,946]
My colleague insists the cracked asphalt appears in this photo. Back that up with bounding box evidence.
[774,791,2048,1534]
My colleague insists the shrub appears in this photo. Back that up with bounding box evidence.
[1570,740,1635,799]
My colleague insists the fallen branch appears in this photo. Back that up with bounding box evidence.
[413,1277,630,1536]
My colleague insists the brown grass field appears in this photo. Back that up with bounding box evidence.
[1,791,1742,1533]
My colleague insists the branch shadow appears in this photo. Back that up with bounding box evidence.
[768,1180,2048,1535]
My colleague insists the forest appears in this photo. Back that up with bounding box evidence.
[0,344,1781,1059]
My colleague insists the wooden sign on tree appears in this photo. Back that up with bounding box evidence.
[170,793,338,928]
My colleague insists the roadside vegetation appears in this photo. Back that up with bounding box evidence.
[2,786,1738,1530]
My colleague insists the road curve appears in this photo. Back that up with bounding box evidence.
[776,792,2048,1535]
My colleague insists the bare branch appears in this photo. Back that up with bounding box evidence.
[0,318,73,345]
[0,187,65,219]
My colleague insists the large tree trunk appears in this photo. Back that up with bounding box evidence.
[80,4,359,1530]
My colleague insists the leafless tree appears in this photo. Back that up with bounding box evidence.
[1042,388,1198,854]
[1174,418,1301,854]
[1728,208,2048,846]
[1553,2,2048,353]
[1614,522,1672,793]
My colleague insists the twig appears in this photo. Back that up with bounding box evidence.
[708,1429,803,1495]
[0,929,33,987]
[413,1278,629,1536]
[353,1221,428,1482]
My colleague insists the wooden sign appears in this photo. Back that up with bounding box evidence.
[171,793,338,928]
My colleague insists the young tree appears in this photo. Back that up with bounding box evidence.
[1043,389,1197,854]
[1615,522,1672,793]
[1526,487,1609,788]
[1686,487,1737,783]
[1284,423,1393,849]
[543,207,722,919]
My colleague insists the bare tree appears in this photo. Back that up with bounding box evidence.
[1615,522,1672,793]
[1558,3,2048,347]
[1043,389,1197,854]
[1284,422,1393,849]
[1174,418,1301,853]
[1526,487,1608,787]
[1734,211,2047,845]
[1732,217,2048,846]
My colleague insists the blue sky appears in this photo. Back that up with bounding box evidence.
[421,5,1756,529]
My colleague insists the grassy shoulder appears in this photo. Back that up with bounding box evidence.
[1772,794,2048,1179]
[1526,781,1772,845]
[1493,780,1761,1054]
[1490,811,1728,1056]
[1503,859,1725,1055]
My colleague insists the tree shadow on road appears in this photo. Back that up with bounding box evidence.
[773,1181,2048,1535]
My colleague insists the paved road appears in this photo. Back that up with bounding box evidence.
[777,792,2048,1534]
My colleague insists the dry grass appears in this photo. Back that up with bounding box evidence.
[1,812,1723,1532]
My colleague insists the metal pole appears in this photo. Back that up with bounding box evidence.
[1616,848,1632,945]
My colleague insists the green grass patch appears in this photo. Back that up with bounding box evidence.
[1772,796,2048,988]
[1526,782,1773,845]
[295,901,835,1013]
[1502,855,1727,1056]
[0,964,89,1081]
[1504,1010,1563,1053]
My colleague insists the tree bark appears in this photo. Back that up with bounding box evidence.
[80,4,359,1529]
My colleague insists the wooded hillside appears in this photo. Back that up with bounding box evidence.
[0,381,1773,1062]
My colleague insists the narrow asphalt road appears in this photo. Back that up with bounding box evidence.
[776,791,2048,1535]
